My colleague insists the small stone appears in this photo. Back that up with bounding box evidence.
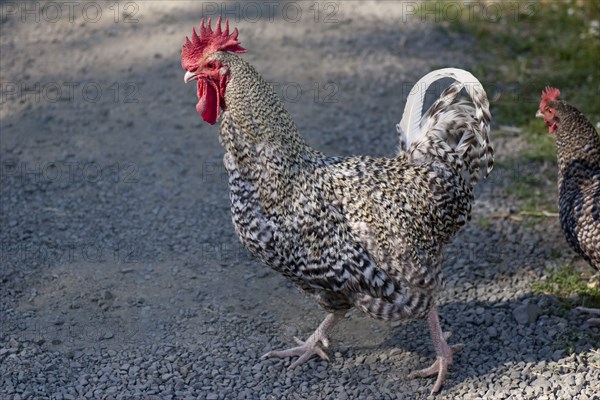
[486,326,498,337]
[180,366,189,377]
[513,303,542,324]
[532,377,551,391]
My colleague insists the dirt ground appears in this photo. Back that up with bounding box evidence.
[1,1,598,399]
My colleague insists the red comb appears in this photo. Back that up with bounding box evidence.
[541,86,560,104]
[181,17,247,70]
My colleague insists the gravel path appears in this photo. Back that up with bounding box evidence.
[1,1,598,399]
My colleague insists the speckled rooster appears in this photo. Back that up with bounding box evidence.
[182,18,493,394]
[537,87,600,323]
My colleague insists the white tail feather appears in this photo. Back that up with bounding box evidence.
[397,68,486,145]
[396,68,493,180]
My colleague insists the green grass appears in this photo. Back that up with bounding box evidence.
[552,329,598,356]
[475,215,492,230]
[532,265,600,309]
[520,120,560,162]
[432,0,600,129]
[532,264,600,353]
[494,157,557,213]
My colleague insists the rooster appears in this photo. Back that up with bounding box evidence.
[182,18,493,394]
[537,87,600,323]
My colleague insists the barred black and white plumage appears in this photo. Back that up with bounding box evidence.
[537,88,600,269]
[537,88,600,325]
[182,18,493,395]
[397,68,494,184]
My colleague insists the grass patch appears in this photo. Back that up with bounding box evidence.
[494,157,557,213]
[553,329,598,356]
[533,264,600,353]
[499,139,557,214]
[429,0,600,128]
[532,264,600,308]
[520,120,559,163]
[476,215,492,230]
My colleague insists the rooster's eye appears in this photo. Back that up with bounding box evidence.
[206,62,216,69]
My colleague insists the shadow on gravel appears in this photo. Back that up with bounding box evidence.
[377,295,599,391]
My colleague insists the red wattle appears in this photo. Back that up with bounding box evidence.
[196,79,220,125]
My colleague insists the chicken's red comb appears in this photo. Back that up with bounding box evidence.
[181,17,247,70]
[541,86,560,104]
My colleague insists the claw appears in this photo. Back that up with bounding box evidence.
[408,342,463,395]
[408,306,462,395]
[261,311,345,369]
[262,336,330,368]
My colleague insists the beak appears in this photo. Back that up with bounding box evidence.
[184,70,198,83]
[535,109,543,118]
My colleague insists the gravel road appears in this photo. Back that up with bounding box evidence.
[1,1,598,399]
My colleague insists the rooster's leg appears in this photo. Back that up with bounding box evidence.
[261,310,346,369]
[577,307,600,325]
[408,305,463,395]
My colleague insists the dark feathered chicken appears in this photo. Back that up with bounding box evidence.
[182,18,493,394]
[537,87,600,269]
[537,87,600,324]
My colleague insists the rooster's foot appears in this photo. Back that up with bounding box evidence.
[261,334,330,369]
[408,306,463,395]
[408,331,463,395]
[261,310,346,369]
